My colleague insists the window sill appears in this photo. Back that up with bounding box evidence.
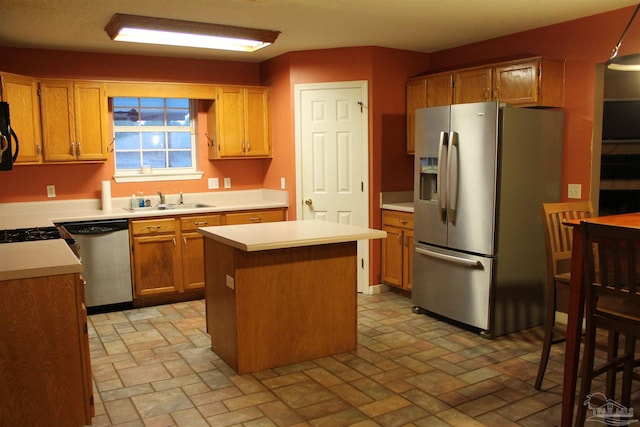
[114,171,204,183]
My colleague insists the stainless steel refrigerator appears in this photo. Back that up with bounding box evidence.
[412,101,564,337]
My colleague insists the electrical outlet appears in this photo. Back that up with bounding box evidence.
[208,177,219,189]
[280,177,286,189]
[46,185,56,198]
[568,183,582,199]
[224,177,231,189]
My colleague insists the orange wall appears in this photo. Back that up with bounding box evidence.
[428,5,640,202]
[0,47,269,202]
[260,47,430,285]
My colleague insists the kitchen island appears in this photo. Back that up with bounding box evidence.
[198,220,386,374]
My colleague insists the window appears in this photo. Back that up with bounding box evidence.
[112,97,202,182]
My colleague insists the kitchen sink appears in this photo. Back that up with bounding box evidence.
[125,203,214,212]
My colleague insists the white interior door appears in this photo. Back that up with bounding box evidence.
[294,81,369,293]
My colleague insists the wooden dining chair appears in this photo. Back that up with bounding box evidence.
[576,221,640,426]
[534,201,593,390]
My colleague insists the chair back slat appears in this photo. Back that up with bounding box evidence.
[542,202,593,277]
[583,222,640,304]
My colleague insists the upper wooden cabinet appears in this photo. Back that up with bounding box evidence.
[39,80,110,162]
[0,72,43,164]
[406,73,454,154]
[406,57,564,153]
[453,57,564,107]
[454,67,493,104]
[207,85,272,159]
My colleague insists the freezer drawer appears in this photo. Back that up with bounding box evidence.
[412,243,494,333]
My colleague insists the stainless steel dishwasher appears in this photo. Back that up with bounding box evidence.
[61,219,133,311]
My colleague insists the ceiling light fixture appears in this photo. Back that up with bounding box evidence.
[607,3,640,71]
[104,13,280,53]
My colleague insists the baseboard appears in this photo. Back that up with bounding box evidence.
[366,284,390,295]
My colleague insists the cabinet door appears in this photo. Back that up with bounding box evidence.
[406,77,427,154]
[74,82,109,160]
[216,86,245,157]
[181,231,205,290]
[403,229,414,290]
[40,80,76,162]
[382,225,403,287]
[131,234,181,296]
[493,60,539,105]
[427,73,454,107]
[454,67,492,104]
[244,87,271,157]
[0,73,42,163]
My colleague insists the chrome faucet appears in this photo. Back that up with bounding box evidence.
[157,190,165,204]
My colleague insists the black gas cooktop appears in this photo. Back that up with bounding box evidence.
[0,227,63,244]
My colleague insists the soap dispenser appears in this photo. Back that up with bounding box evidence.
[131,194,137,209]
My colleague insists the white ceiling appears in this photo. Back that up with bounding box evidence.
[1,0,638,63]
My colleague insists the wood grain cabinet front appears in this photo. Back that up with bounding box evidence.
[39,80,110,162]
[207,85,272,159]
[0,72,43,164]
[0,273,93,426]
[224,208,286,225]
[381,210,414,291]
[180,214,222,291]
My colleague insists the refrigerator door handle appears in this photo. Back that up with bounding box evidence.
[437,131,448,222]
[415,246,482,268]
[446,131,459,224]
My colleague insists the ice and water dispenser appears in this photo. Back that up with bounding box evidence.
[418,156,438,202]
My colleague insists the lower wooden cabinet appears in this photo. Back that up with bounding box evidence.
[381,210,414,291]
[0,273,93,426]
[129,208,285,306]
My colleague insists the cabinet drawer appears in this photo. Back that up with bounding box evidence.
[180,214,222,231]
[225,209,285,225]
[130,218,176,235]
[382,211,413,229]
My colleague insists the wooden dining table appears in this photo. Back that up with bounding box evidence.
[560,211,640,426]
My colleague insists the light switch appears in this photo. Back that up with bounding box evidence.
[225,274,235,290]
[208,178,219,189]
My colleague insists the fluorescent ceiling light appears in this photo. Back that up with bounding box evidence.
[105,14,280,53]
[607,4,640,71]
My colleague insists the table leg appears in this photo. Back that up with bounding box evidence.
[561,223,585,427]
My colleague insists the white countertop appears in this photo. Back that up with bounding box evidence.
[381,202,414,213]
[0,189,288,230]
[198,219,386,251]
[0,239,82,281]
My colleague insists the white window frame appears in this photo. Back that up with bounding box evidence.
[112,99,203,183]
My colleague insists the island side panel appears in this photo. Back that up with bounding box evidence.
[204,238,239,372]
[235,242,357,373]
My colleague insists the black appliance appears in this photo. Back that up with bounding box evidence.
[0,102,19,170]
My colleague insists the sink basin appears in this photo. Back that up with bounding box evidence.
[125,203,214,212]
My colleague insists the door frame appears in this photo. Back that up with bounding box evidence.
[294,80,370,293]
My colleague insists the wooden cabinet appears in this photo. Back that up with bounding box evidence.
[406,73,454,154]
[207,85,271,159]
[493,58,564,107]
[0,273,93,426]
[454,67,493,104]
[180,214,222,290]
[39,80,110,162]
[130,210,285,306]
[0,72,42,163]
[224,207,286,225]
[406,78,427,154]
[453,57,564,107]
[381,210,413,290]
[130,217,181,297]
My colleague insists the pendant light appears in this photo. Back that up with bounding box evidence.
[607,3,640,71]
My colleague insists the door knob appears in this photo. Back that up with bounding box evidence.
[304,199,313,206]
